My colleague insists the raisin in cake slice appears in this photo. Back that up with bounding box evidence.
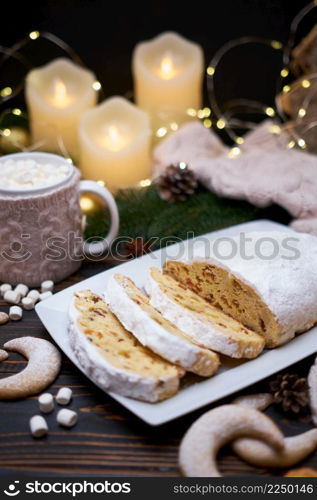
[145,267,264,359]
[68,290,183,403]
[163,231,317,348]
[106,274,220,377]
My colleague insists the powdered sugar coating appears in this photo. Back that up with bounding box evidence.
[106,275,219,376]
[181,231,317,344]
[0,349,8,362]
[68,291,180,403]
[145,270,263,358]
[0,337,61,399]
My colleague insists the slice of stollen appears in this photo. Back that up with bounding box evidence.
[68,290,183,403]
[163,232,317,347]
[145,267,265,359]
[106,274,220,377]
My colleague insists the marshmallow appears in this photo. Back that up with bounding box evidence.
[9,306,23,321]
[27,290,40,302]
[41,280,54,293]
[3,290,20,304]
[38,393,54,413]
[0,312,9,325]
[39,291,53,301]
[0,158,71,190]
[22,297,35,310]
[56,387,72,405]
[57,408,78,428]
[30,415,48,438]
[14,284,29,297]
[0,284,12,296]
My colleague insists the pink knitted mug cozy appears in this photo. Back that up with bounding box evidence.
[0,152,119,286]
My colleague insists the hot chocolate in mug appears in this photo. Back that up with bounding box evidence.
[0,152,119,286]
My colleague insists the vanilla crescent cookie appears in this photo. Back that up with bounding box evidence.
[179,405,284,477]
[0,337,61,399]
[232,393,317,468]
[0,349,8,362]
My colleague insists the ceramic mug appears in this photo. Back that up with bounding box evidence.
[0,152,119,286]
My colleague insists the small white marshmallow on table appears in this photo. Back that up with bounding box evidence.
[32,387,76,437]
[0,280,55,323]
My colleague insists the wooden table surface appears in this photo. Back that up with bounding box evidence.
[0,259,316,478]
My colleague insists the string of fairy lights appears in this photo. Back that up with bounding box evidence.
[206,0,317,157]
[0,1,316,162]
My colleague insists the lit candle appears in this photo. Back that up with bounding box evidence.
[79,97,151,188]
[133,32,204,124]
[159,54,176,80]
[26,58,98,160]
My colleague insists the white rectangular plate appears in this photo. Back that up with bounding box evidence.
[36,220,317,425]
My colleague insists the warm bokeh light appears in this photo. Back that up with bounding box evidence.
[160,56,175,80]
[52,79,71,108]
[102,125,128,152]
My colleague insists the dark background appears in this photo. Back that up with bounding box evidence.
[1,0,315,115]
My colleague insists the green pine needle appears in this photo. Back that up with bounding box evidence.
[84,184,290,250]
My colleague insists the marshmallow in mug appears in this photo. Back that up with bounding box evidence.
[0,159,71,191]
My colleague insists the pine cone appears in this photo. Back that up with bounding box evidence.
[270,373,309,414]
[156,163,199,203]
[123,237,153,259]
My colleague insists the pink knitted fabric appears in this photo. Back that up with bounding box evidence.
[0,168,82,286]
[153,120,317,235]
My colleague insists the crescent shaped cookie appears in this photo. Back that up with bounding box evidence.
[0,350,8,362]
[232,393,317,468]
[0,337,61,399]
[179,405,284,477]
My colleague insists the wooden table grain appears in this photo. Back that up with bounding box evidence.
[0,259,316,477]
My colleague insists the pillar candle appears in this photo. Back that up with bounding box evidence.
[26,58,98,160]
[132,32,204,126]
[79,96,151,189]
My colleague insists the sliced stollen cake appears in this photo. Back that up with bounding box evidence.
[106,274,220,377]
[163,231,317,348]
[68,290,183,402]
[145,267,264,359]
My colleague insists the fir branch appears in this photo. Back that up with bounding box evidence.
[84,185,290,250]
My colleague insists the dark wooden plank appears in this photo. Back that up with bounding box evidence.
[0,260,316,477]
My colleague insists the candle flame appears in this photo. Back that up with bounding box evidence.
[160,56,175,80]
[103,125,126,152]
[109,125,119,142]
[52,79,69,108]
